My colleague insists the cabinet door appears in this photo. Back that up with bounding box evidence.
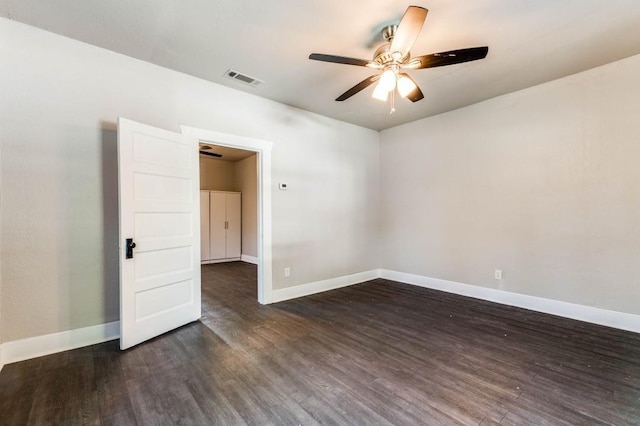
[200,191,210,261]
[225,192,242,259]
[209,192,227,260]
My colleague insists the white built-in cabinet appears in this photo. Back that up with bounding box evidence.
[200,190,241,263]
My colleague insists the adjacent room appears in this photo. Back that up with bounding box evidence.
[1,1,639,424]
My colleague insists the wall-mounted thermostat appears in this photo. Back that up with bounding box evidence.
[278,183,288,190]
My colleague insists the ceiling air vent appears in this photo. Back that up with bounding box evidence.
[224,69,263,87]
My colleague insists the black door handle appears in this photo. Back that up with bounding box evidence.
[126,238,136,259]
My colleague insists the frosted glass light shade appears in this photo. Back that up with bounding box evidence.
[372,82,389,101]
[378,69,397,92]
[397,75,417,98]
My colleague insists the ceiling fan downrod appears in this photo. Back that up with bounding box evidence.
[382,25,398,43]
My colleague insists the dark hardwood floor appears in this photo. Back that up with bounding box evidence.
[1,262,640,425]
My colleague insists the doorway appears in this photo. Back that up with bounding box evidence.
[198,143,259,330]
[199,144,257,264]
[181,125,273,304]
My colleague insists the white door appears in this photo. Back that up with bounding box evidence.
[226,192,242,258]
[118,117,201,350]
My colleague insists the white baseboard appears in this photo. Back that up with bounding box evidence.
[272,269,380,303]
[380,269,640,334]
[241,254,259,265]
[0,321,120,367]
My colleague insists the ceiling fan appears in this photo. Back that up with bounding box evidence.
[309,6,488,113]
[199,145,222,158]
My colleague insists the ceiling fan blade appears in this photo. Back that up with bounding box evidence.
[309,53,372,67]
[410,46,489,69]
[399,73,424,102]
[336,75,380,101]
[390,6,428,58]
[199,151,222,158]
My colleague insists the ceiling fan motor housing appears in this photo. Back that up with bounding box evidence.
[373,42,409,66]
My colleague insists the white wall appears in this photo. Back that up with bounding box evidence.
[380,54,640,316]
[234,155,258,258]
[0,19,380,343]
[0,141,2,353]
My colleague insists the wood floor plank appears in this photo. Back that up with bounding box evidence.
[0,358,43,426]
[25,348,99,425]
[92,341,137,421]
[1,261,639,424]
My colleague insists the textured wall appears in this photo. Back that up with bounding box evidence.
[0,143,2,349]
[199,157,236,191]
[0,19,380,342]
[234,155,258,258]
[380,54,640,315]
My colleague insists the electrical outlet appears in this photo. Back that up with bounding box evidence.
[494,269,503,280]
[284,267,291,277]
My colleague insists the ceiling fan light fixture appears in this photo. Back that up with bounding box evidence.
[372,83,389,101]
[397,75,417,98]
[378,69,397,92]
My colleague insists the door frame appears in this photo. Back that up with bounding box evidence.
[181,125,273,304]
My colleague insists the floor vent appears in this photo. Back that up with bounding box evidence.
[224,69,263,87]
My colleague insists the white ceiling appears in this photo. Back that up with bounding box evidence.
[3,1,640,130]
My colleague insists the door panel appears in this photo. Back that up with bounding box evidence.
[135,279,193,320]
[118,117,201,350]
[133,173,192,202]
[135,212,192,240]
[134,246,193,279]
